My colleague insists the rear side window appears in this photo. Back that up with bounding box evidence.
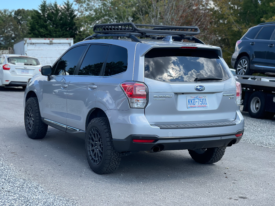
[144,48,229,83]
[256,26,275,40]
[7,57,40,66]
[54,45,87,75]
[104,45,127,76]
[243,27,261,39]
[78,45,108,76]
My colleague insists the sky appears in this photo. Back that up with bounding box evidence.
[0,0,73,10]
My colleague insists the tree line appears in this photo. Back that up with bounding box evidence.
[1,0,275,64]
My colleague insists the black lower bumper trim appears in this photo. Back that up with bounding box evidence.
[8,81,27,86]
[113,134,242,152]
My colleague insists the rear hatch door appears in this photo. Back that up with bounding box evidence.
[144,47,237,127]
[7,56,41,76]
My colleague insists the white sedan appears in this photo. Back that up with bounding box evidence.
[0,54,41,89]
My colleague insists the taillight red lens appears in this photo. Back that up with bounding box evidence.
[236,81,242,105]
[121,82,148,108]
[3,64,10,70]
[121,82,146,99]
[133,139,155,143]
[236,40,242,46]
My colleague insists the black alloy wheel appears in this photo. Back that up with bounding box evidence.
[87,128,104,165]
[24,97,48,139]
[85,117,121,174]
[26,106,34,132]
[236,56,252,75]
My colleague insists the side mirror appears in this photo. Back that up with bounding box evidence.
[41,65,52,80]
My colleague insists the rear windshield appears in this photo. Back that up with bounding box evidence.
[144,48,229,83]
[7,57,40,66]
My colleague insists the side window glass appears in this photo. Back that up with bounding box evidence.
[78,45,109,76]
[104,45,128,76]
[244,27,261,39]
[256,26,275,40]
[53,45,87,75]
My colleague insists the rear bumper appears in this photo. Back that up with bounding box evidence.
[107,110,244,152]
[113,134,242,152]
[7,81,27,86]
[231,51,239,68]
[231,56,237,68]
[1,70,35,86]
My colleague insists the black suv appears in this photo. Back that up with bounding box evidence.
[232,22,275,75]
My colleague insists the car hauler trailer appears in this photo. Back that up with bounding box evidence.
[13,38,73,66]
[237,75,275,119]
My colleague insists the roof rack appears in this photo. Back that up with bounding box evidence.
[85,22,201,43]
[258,22,275,25]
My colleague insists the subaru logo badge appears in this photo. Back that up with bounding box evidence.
[195,85,205,91]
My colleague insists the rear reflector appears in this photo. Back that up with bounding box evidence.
[133,139,155,143]
[121,82,148,108]
[236,81,242,105]
[181,47,197,49]
[235,133,243,137]
[3,64,10,70]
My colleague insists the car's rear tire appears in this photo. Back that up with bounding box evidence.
[248,91,269,119]
[24,97,48,139]
[236,56,252,75]
[85,117,121,174]
[188,147,226,164]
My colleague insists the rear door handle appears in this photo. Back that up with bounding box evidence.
[268,44,274,47]
[88,84,97,89]
[250,42,255,45]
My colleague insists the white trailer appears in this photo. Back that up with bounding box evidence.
[13,38,74,66]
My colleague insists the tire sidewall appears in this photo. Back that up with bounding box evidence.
[24,97,47,139]
[248,91,266,118]
[85,118,113,173]
[24,98,37,137]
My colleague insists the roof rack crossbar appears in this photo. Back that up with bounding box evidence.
[93,22,200,36]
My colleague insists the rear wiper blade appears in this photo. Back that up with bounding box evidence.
[194,77,222,81]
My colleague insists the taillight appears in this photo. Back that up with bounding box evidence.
[236,81,242,105]
[236,40,242,48]
[121,82,147,108]
[3,64,10,70]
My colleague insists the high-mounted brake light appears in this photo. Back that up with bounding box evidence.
[236,81,242,105]
[121,82,147,108]
[3,64,10,70]
[181,47,197,49]
[133,139,155,143]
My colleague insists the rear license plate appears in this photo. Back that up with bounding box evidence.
[187,96,208,109]
[21,69,29,74]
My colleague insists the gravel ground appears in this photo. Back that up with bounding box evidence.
[0,159,77,206]
[241,111,275,149]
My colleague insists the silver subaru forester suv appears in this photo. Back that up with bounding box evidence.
[24,23,244,174]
